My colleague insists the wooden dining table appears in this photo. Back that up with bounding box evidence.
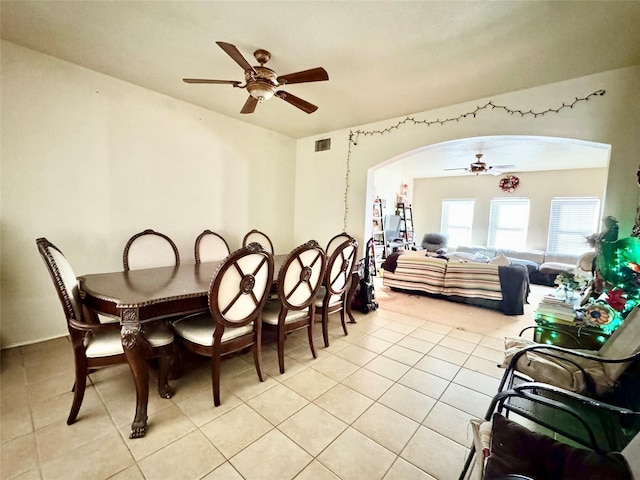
[77,257,359,439]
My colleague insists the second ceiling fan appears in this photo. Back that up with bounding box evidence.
[183,41,329,114]
[445,154,516,176]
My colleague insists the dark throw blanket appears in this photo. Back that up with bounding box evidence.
[498,263,530,315]
[381,252,402,273]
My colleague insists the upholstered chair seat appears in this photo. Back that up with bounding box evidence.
[314,287,342,308]
[36,237,175,426]
[173,313,254,346]
[171,242,274,406]
[261,240,326,374]
[85,323,174,358]
[261,301,308,325]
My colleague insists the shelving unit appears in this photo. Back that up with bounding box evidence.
[372,200,385,271]
[395,203,415,249]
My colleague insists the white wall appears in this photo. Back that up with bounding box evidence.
[412,168,607,250]
[0,41,297,348]
[3,40,639,349]
[294,66,640,257]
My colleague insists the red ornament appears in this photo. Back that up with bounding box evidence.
[606,288,627,312]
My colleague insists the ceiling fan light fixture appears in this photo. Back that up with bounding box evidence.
[247,81,275,102]
[184,42,327,114]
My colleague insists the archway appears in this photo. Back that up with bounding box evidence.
[368,135,610,257]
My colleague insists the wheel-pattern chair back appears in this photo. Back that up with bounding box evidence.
[242,229,274,254]
[326,232,353,258]
[195,229,231,264]
[261,240,325,373]
[278,240,326,311]
[171,242,274,406]
[123,229,180,271]
[209,242,275,336]
[598,306,640,381]
[325,238,358,297]
[315,237,358,347]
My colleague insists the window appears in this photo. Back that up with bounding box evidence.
[488,197,530,249]
[441,199,474,247]
[547,197,600,254]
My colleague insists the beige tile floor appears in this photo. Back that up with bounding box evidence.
[1,291,519,480]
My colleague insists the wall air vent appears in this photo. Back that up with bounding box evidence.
[315,138,331,152]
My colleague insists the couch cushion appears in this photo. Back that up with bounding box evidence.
[509,258,539,274]
[446,251,489,263]
[545,252,581,264]
[456,245,497,259]
[497,248,545,265]
[539,261,575,275]
[489,254,511,266]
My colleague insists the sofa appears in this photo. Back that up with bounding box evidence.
[454,245,588,286]
[382,250,529,315]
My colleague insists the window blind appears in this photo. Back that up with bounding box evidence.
[487,197,530,249]
[441,199,474,247]
[547,197,600,254]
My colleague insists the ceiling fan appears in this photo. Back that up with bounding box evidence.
[183,41,329,114]
[444,153,516,176]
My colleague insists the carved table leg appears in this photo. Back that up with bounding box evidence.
[346,271,359,324]
[157,343,176,399]
[121,309,150,439]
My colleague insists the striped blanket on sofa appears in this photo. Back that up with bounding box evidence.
[382,250,529,315]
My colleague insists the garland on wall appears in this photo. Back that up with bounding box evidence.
[342,89,606,231]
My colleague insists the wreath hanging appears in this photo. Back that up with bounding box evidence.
[499,175,520,193]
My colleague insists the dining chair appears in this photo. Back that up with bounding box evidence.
[315,237,358,347]
[242,229,274,254]
[262,240,326,373]
[36,237,175,425]
[171,242,274,406]
[194,229,231,264]
[123,228,180,271]
[326,232,354,258]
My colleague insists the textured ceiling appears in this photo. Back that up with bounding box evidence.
[380,135,611,179]
[2,1,637,177]
[2,0,639,141]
